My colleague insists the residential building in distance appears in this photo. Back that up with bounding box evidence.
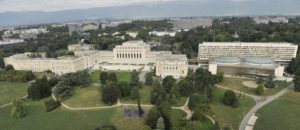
[172,18,213,30]
[253,16,289,24]
[101,20,132,29]
[0,39,24,47]
[198,42,298,77]
[4,41,188,78]
[68,22,99,35]
[2,28,48,40]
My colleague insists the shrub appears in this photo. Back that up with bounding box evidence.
[255,85,264,95]
[223,90,239,108]
[44,99,61,112]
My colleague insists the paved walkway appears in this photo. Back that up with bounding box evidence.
[0,95,28,108]
[239,84,293,130]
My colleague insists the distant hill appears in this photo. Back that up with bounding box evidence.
[0,0,299,26]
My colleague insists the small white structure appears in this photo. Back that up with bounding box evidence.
[149,31,176,37]
[126,32,138,38]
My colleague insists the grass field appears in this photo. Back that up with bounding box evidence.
[63,85,110,107]
[90,71,131,83]
[0,82,29,105]
[211,88,256,130]
[254,92,300,130]
[0,99,116,130]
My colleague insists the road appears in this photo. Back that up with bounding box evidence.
[239,84,293,130]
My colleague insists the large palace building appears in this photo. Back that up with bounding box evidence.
[4,41,188,78]
[198,42,298,77]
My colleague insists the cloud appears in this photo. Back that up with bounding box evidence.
[0,0,176,12]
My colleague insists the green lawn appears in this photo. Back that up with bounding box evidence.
[90,71,131,83]
[217,77,256,94]
[211,88,256,130]
[0,99,116,130]
[63,85,110,107]
[254,92,300,130]
[120,86,153,104]
[0,82,29,105]
[263,81,292,96]
[218,77,291,96]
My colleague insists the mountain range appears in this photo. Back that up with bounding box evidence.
[0,0,299,26]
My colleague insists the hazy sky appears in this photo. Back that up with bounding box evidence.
[0,0,175,12]
[0,0,253,13]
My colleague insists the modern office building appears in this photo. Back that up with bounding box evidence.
[5,41,188,78]
[198,42,298,77]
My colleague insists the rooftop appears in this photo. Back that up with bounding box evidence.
[158,54,187,62]
[200,42,296,47]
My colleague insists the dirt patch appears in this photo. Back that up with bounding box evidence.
[242,81,258,88]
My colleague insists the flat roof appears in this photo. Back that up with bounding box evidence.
[200,42,297,47]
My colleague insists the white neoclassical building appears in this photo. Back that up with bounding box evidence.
[4,41,188,78]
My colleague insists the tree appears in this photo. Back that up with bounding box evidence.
[145,107,161,129]
[118,82,131,97]
[287,58,296,74]
[264,75,276,88]
[162,76,176,93]
[223,90,239,108]
[28,76,53,100]
[130,70,141,88]
[191,104,212,121]
[5,64,14,71]
[141,125,152,130]
[130,88,140,100]
[255,85,264,95]
[54,82,73,100]
[145,72,154,85]
[156,101,171,130]
[150,79,167,104]
[100,72,108,84]
[214,72,224,83]
[177,79,193,97]
[101,83,121,105]
[60,70,91,87]
[294,68,300,92]
[156,117,165,130]
[10,99,26,118]
[108,73,118,82]
[188,93,202,110]
[138,99,144,117]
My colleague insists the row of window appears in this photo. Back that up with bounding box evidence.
[116,53,143,59]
